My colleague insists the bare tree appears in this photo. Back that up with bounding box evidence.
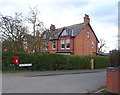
[0,13,28,52]
[0,6,47,53]
[98,38,109,52]
[27,6,46,52]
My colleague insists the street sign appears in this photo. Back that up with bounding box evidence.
[19,63,32,67]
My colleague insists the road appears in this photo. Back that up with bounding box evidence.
[2,70,106,93]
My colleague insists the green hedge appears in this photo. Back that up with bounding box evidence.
[2,51,110,71]
[93,56,109,68]
[109,50,120,67]
[2,51,31,71]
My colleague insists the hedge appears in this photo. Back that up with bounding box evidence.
[2,51,110,71]
[2,51,31,71]
[109,50,120,67]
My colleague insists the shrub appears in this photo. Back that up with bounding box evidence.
[2,51,109,71]
[93,56,109,68]
[109,50,120,67]
[2,51,31,71]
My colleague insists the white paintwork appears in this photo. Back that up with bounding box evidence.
[19,64,32,67]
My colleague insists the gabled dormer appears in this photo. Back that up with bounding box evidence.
[59,28,71,37]
[61,29,68,36]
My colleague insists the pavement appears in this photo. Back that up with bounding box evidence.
[3,68,106,77]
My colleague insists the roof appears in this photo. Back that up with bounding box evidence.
[61,23,87,37]
[40,51,49,53]
[56,51,72,53]
[24,34,34,43]
[42,23,86,39]
[96,52,109,56]
[87,23,99,42]
[42,23,99,42]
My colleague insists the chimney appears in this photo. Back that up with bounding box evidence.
[36,31,40,36]
[84,14,90,24]
[50,24,55,31]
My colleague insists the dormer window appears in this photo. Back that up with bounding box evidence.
[61,29,68,36]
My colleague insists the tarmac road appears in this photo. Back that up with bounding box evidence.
[2,69,106,93]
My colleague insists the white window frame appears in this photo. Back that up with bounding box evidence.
[87,30,90,39]
[42,42,48,50]
[43,34,46,39]
[66,39,70,49]
[46,42,48,50]
[60,39,65,49]
[92,41,94,48]
[52,40,56,50]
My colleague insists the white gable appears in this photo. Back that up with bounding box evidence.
[61,30,68,36]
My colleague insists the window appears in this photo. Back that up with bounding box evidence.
[86,30,90,39]
[60,39,65,49]
[66,39,70,49]
[61,30,68,36]
[43,34,46,39]
[42,42,48,50]
[92,41,94,48]
[49,37,52,39]
[52,40,56,50]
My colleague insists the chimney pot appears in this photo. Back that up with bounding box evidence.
[50,24,55,31]
[84,14,90,24]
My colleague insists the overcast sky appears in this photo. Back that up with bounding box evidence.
[0,0,119,52]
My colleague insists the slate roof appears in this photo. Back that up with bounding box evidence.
[96,52,109,56]
[56,51,72,53]
[64,23,87,37]
[24,34,34,43]
[42,23,99,42]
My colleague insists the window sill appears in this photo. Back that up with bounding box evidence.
[66,48,70,49]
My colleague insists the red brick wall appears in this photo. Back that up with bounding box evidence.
[44,37,74,54]
[41,24,98,55]
[49,40,57,53]
[106,70,120,94]
[58,37,73,51]
[74,25,98,55]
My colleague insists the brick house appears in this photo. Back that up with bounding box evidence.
[41,14,99,55]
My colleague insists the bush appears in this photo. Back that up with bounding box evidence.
[2,51,31,71]
[109,50,120,67]
[93,56,109,68]
[2,51,109,71]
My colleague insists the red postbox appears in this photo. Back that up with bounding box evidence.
[13,56,19,64]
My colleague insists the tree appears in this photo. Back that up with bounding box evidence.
[0,13,28,52]
[0,6,47,53]
[27,6,47,52]
[98,38,109,52]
